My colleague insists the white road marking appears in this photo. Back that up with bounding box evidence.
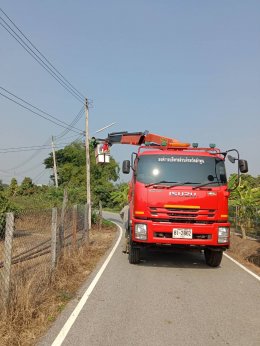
[51,224,123,346]
[224,253,260,282]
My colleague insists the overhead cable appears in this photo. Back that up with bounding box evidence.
[0,142,77,154]
[0,88,84,134]
[54,107,85,139]
[0,8,85,100]
[0,9,85,103]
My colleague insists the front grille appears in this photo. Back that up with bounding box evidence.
[149,206,216,224]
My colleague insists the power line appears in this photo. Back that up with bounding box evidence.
[56,133,84,143]
[1,86,83,133]
[0,135,84,152]
[0,88,84,134]
[54,107,85,139]
[1,114,84,173]
[0,8,85,100]
[0,19,84,104]
[0,10,85,103]
[1,134,84,174]
[2,137,53,172]
[0,142,77,153]
[32,169,50,184]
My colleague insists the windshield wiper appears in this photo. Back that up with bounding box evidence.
[192,181,220,190]
[145,181,199,188]
[166,181,199,188]
[145,180,177,187]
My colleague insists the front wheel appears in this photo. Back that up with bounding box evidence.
[204,249,223,267]
[128,245,140,264]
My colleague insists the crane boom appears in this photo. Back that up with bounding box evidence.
[105,131,190,148]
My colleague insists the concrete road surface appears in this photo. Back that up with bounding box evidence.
[39,212,260,346]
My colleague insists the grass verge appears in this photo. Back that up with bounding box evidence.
[0,224,117,346]
[227,233,260,276]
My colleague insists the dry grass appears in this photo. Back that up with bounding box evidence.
[0,225,117,346]
[227,233,260,276]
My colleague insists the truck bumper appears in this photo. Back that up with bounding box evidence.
[131,219,230,248]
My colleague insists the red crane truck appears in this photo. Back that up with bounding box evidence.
[102,131,248,267]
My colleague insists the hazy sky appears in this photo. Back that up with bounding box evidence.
[0,0,259,185]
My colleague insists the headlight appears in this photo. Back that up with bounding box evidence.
[135,224,147,240]
[218,227,229,243]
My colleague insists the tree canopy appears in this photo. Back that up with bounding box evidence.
[229,174,260,238]
[44,141,121,206]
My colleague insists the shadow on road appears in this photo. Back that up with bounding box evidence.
[134,248,217,270]
[105,214,217,270]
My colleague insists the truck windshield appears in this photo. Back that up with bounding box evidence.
[136,155,227,187]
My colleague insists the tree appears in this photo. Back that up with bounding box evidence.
[44,141,120,206]
[0,192,17,238]
[229,174,260,238]
[7,177,19,197]
[110,183,129,209]
[18,177,37,196]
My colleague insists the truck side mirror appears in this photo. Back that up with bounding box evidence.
[122,160,130,174]
[239,159,248,173]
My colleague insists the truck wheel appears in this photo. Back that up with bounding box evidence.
[128,246,140,264]
[204,249,223,267]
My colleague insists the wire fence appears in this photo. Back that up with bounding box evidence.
[229,205,260,238]
[0,201,92,311]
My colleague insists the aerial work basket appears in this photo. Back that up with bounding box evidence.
[95,143,110,163]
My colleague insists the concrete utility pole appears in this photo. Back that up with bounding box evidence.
[51,136,58,188]
[85,98,91,229]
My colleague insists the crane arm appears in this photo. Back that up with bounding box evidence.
[104,131,190,148]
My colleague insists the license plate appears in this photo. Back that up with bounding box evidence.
[172,228,192,239]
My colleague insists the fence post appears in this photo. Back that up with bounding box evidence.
[3,213,14,309]
[98,201,103,231]
[83,203,90,245]
[51,208,58,271]
[58,189,68,255]
[72,205,77,248]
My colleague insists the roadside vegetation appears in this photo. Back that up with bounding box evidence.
[0,223,117,346]
[228,174,260,239]
[0,141,127,345]
[227,174,260,274]
[0,140,129,214]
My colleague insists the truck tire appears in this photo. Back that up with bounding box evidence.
[128,246,140,264]
[204,249,223,267]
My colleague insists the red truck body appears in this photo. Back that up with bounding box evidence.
[129,147,229,247]
[101,131,248,266]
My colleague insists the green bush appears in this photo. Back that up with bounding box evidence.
[0,193,18,238]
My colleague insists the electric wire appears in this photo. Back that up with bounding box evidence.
[0,14,85,103]
[0,87,83,133]
[1,110,84,173]
[0,8,85,100]
[0,90,84,134]
[33,169,49,184]
[55,133,84,143]
[0,141,80,153]
[54,106,85,139]
[1,134,84,176]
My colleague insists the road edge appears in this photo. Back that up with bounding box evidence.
[224,253,260,282]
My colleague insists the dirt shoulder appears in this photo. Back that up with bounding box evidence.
[227,233,260,276]
[0,224,118,346]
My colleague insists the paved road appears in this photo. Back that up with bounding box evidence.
[39,212,260,346]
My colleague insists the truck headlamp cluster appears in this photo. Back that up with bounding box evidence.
[135,224,147,240]
[218,227,229,243]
